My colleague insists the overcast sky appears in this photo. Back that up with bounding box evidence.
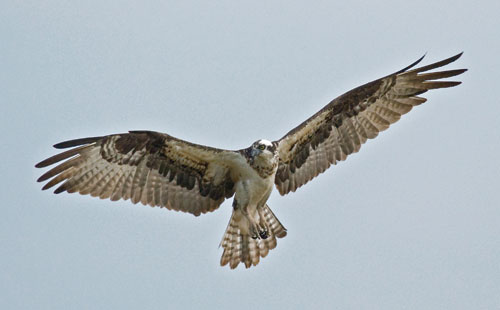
[2,1,499,309]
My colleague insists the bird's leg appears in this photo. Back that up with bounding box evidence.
[233,199,258,239]
[239,205,260,239]
[257,207,269,240]
[233,198,268,240]
[244,206,269,240]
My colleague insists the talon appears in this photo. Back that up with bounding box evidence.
[259,229,268,239]
[250,226,259,239]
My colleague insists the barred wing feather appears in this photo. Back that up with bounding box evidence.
[275,53,466,195]
[36,131,238,216]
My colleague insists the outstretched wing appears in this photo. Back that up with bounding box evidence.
[36,130,239,216]
[274,53,466,195]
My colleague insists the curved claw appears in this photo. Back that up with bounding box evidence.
[259,229,268,239]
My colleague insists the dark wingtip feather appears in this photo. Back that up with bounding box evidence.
[417,69,468,81]
[395,52,465,77]
[54,185,67,194]
[423,81,462,89]
[447,81,462,87]
[37,174,48,182]
[35,158,54,169]
[37,157,79,182]
[411,52,465,74]
[53,136,102,149]
[451,51,464,61]
[35,145,88,168]
[396,53,427,74]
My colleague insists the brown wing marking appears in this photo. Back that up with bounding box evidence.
[36,131,236,216]
[275,53,466,195]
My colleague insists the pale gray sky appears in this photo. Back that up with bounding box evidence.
[2,1,499,309]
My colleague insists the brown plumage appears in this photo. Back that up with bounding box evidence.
[36,131,235,216]
[36,53,466,269]
[275,53,466,195]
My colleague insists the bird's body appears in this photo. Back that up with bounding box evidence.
[36,53,466,269]
[221,142,285,268]
[230,141,279,233]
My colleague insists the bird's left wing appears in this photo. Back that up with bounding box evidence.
[274,53,466,195]
[36,130,240,216]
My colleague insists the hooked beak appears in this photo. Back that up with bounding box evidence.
[250,148,262,158]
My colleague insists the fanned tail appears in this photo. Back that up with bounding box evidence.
[220,204,287,269]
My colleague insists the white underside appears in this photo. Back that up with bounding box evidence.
[225,153,277,235]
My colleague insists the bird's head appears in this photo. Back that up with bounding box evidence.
[248,139,277,161]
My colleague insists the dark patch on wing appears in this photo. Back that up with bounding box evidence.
[36,130,237,216]
[275,53,466,195]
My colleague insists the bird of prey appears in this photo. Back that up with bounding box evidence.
[36,53,466,269]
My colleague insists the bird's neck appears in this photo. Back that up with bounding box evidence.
[250,155,278,179]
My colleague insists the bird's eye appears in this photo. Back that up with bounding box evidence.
[258,144,266,150]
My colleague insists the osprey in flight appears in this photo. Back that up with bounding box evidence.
[36,53,466,269]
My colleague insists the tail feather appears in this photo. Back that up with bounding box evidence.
[260,203,287,239]
[220,204,286,269]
